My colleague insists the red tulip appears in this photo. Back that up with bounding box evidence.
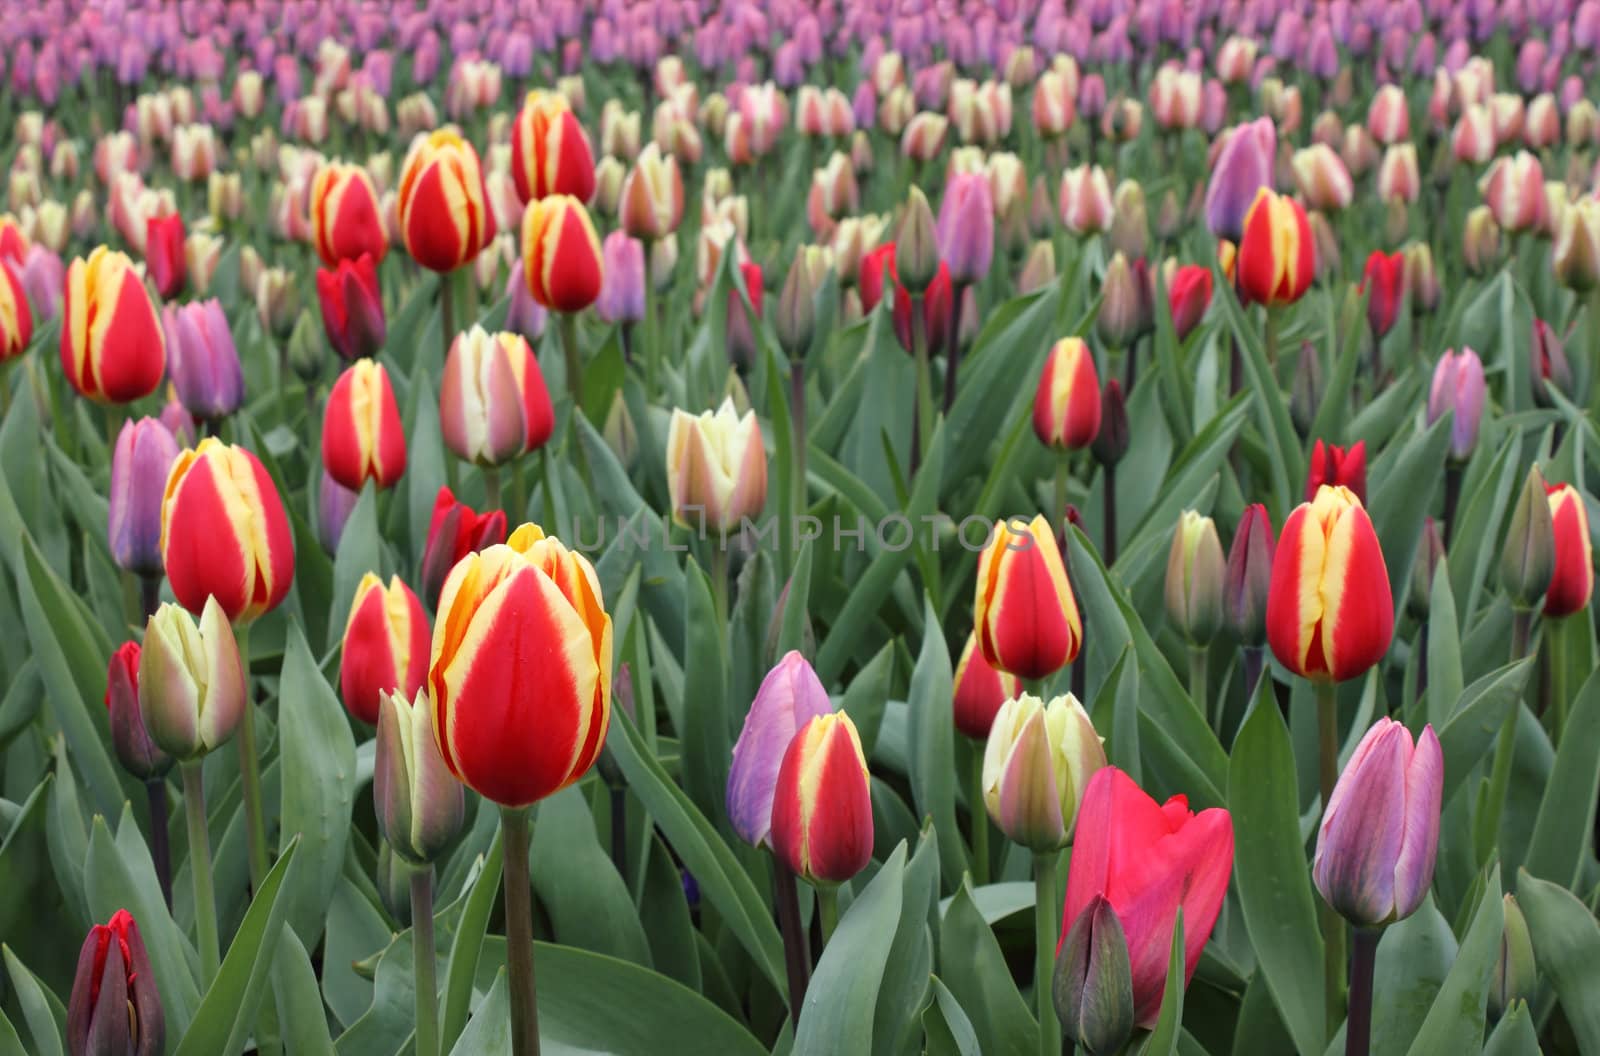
[1032,337,1102,451]
[771,712,874,885]
[62,247,167,403]
[420,486,508,607]
[322,359,407,490]
[1307,439,1367,504]
[145,214,187,299]
[316,253,387,361]
[1360,250,1404,338]
[341,573,430,724]
[1167,264,1212,341]
[1235,188,1314,307]
[952,629,1021,739]
[1545,483,1594,617]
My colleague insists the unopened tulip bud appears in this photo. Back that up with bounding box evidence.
[1029,175,1055,239]
[287,308,323,382]
[1490,895,1537,1020]
[1545,483,1594,617]
[1568,100,1600,149]
[1206,118,1276,242]
[1360,250,1404,340]
[1224,504,1275,645]
[106,642,172,780]
[1019,241,1057,295]
[727,651,833,846]
[1409,518,1446,620]
[1530,319,1574,408]
[1427,349,1487,462]
[374,688,464,864]
[894,186,940,294]
[1307,439,1367,504]
[952,631,1020,740]
[1291,342,1324,438]
[595,231,646,325]
[1291,144,1354,212]
[1313,718,1442,926]
[1500,465,1556,610]
[1168,265,1212,342]
[777,247,818,358]
[68,911,164,1056]
[255,266,299,339]
[771,712,873,885]
[1090,379,1129,468]
[139,597,246,761]
[974,515,1083,679]
[1107,181,1147,260]
[1054,895,1136,1056]
[602,390,637,469]
[1235,188,1314,307]
[109,418,180,577]
[1033,337,1101,451]
[1165,511,1226,645]
[982,692,1106,851]
[900,112,949,162]
[318,470,359,553]
[936,173,994,285]
[1402,243,1441,316]
[1480,152,1546,233]
[1059,165,1113,236]
[1553,198,1600,291]
[1097,253,1152,349]
[1463,206,1502,277]
[666,398,767,532]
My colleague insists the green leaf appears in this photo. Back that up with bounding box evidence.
[906,597,965,889]
[273,928,336,1056]
[1480,1002,1541,1056]
[440,832,503,1051]
[1436,658,1534,806]
[873,827,941,1055]
[278,624,358,946]
[1522,665,1600,888]
[794,844,907,1056]
[776,538,815,658]
[1516,868,1600,1053]
[923,977,981,1056]
[678,558,730,827]
[1216,280,1297,518]
[1139,909,1186,1056]
[938,879,1036,1055]
[0,1005,30,1056]
[1402,865,1502,1056]
[175,836,302,1056]
[638,833,702,992]
[530,786,652,965]
[1227,687,1325,1056]
[1369,898,1457,1056]
[326,487,382,653]
[1423,561,1463,729]
[0,945,64,1056]
[448,969,510,1056]
[1368,415,1451,614]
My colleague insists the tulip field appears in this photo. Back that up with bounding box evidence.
[8,1,1600,1054]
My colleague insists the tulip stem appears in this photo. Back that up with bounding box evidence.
[483,466,503,515]
[910,293,934,476]
[1053,457,1069,542]
[182,761,222,984]
[711,546,730,637]
[970,742,990,885]
[1345,928,1379,1056]
[559,311,582,408]
[773,859,811,1018]
[139,574,163,620]
[499,806,541,1056]
[235,624,269,892]
[790,358,807,574]
[1549,617,1569,746]
[817,887,839,946]
[1315,678,1346,1033]
[147,779,172,910]
[1480,610,1534,867]
[1033,851,1061,1056]
[411,866,440,1056]
[1189,645,1211,732]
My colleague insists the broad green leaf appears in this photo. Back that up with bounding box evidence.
[906,597,964,889]
[273,929,336,1056]
[638,834,702,992]
[1516,868,1600,1053]
[1402,865,1501,1056]
[1369,898,1457,1056]
[1436,658,1534,806]
[924,977,981,1056]
[1368,415,1451,614]
[872,827,941,1056]
[0,945,64,1056]
[1480,1002,1541,1056]
[1424,560,1463,729]
[1139,909,1186,1056]
[678,558,730,828]
[440,833,503,1051]
[448,969,510,1056]
[1522,665,1600,888]
[938,879,1036,1055]
[530,786,652,965]
[326,487,382,653]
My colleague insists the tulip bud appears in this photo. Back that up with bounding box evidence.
[108,418,180,578]
[1033,337,1101,451]
[1205,118,1276,242]
[666,398,767,533]
[311,162,387,267]
[1462,206,1502,277]
[1426,349,1487,462]
[1499,465,1556,610]
[1313,718,1442,926]
[1545,483,1594,617]
[439,327,555,467]
[522,194,604,313]
[1490,895,1537,1020]
[318,470,360,553]
[397,129,495,272]
[727,651,834,847]
[1168,264,1213,342]
[68,911,164,1056]
[1235,188,1314,307]
[144,213,187,299]
[163,300,244,421]
[1479,152,1546,233]
[374,688,464,865]
[595,231,646,325]
[1107,181,1147,260]
[1225,504,1275,646]
[770,712,873,886]
[950,629,1020,740]
[1090,379,1130,468]
[1097,254,1153,350]
[1359,250,1404,340]
[1165,511,1226,645]
[1059,165,1113,236]
[1402,243,1441,316]
[900,112,949,162]
[1029,175,1056,239]
[316,253,386,360]
[602,390,638,470]
[1529,319,1574,408]
[139,597,246,761]
[1553,198,1600,292]
[62,247,167,404]
[1409,518,1446,621]
[106,642,172,780]
[1053,895,1136,1056]
[974,515,1083,679]
[420,486,506,608]
[936,173,994,286]
[1018,240,1057,295]
[777,247,818,358]
[894,186,940,294]
[982,693,1106,851]
[255,265,299,339]
[284,308,322,383]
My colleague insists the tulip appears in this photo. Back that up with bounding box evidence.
[340,573,429,726]
[1375,144,1420,205]
[1107,182,1147,261]
[1167,264,1212,341]
[0,257,31,360]
[1545,483,1594,617]
[1033,68,1076,138]
[67,911,164,1056]
[1360,250,1404,340]
[974,515,1082,680]
[106,641,171,780]
[318,470,360,553]
[311,162,387,267]
[1235,188,1314,307]
[894,186,940,294]
[0,214,28,263]
[1490,94,1526,147]
[62,247,166,403]
[726,261,765,372]
[421,486,507,607]
[185,234,223,296]
[440,326,554,470]
[1091,380,1130,470]
[1033,337,1101,451]
[160,438,295,624]
[1019,241,1057,295]
[375,688,464,865]
[316,253,386,360]
[511,90,595,205]
[397,128,495,272]
[1307,438,1368,505]
[1054,895,1136,1056]
[144,213,186,299]
[666,398,767,533]
[429,523,611,807]
[596,231,646,326]
[1061,767,1234,1027]
[1205,118,1276,242]
[1569,101,1600,148]
[770,712,873,886]
[1451,104,1496,165]
[322,359,407,491]
[1402,243,1441,316]
[1501,466,1557,611]
[937,173,994,286]
[619,143,684,241]
[1165,511,1225,646]
[982,693,1106,851]
[1479,152,1546,234]
[1490,895,1538,1020]
[1225,504,1275,647]
[1148,65,1202,131]
[139,597,246,760]
[1059,164,1113,236]
[521,194,603,313]
[1426,349,1487,462]
[776,247,819,359]
[952,630,1021,740]
[1313,718,1442,927]
[1291,144,1354,212]
[727,651,834,847]
[162,300,243,422]
[256,266,299,339]
[1553,198,1600,291]
[1367,84,1410,144]
[1524,94,1560,150]
[1530,319,1574,408]
[1461,206,1503,278]
[900,112,949,162]
[1097,254,1152,350]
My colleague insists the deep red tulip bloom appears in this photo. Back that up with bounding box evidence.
[144,214,187,299]
[1307,439,1367,504]
[1360,250,1404,338]
[316,253,386,360]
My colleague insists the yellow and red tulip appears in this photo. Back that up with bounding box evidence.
[619,142,685,241]
[311,162,388,268]
[953,629,1021,740]
[340,573,429,725]
[770,712,874,886]
[439,326,555,466]
[429,522,612,808]
[521,194,604,313]
[160,438,296,624]
[0,257,31,361]
[1544,483,1594,617]
[1235,188,1314,307]
[397,128,495,273]
[1032,337,1102,451]
[510,90,596,205]
[974,515,1083,680]
[322,359,407,491]
[62,247,166,403]
[1266,485,1394,682]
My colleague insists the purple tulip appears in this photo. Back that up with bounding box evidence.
[936,173,994,286]
[20,245,63,321]
[1313,718,1443,927]
[726,651,834,847]
[163,299,244,421]
[67,911,164,1056]
[504,260,548,343]
[1426,347,1487,462]
[1078,73,1107,119]
[318,469,360,553]
[109,418,180,577]
[1225,503,1276,646]
[596,231,646,326]
[1305,21,1339,78]
[1204,117,1276,243]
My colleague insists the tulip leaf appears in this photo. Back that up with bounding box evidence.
[638,833,701,992]
[924,975,982,1056]
[1368,414,1451,614]
[0,945,63,1056]
[776,537,816,659]
[530,785,652,966]
[174,836,301,1056]
[404,367,449,567]
[1522,664,1600,889]
[440,831,503,1051]
[326,485,382,652]
[1480,1001,1541,1056]
[1214,278,1297,519]
[1423,559,1464,730]
[1,775,52,940]
[873,826,941,1056]
[447,968,510,1056]
[840,643,894,760]
[907,596,965,889]
[679,557,730,826]
[1515,869,1600,1053]
[1140,908,1186,1056]
[938,878,1037,1055]
[604,709,788,996]
[1367,897,1457,1056]
[1446,432,1521,623]
[1228,688,1326,1056]
[1435,657,1533,806]
[278,623,358,947]
[0,1005,28,1056]
[322,876,394,1029]
[272,928,336,1056]
[1402,864,1502,1056]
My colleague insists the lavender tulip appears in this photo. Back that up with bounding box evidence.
[936,172,995,285]
[1426,348,1487,462]
[109,418,180,577]
[1203,117,1275,242]
[596,230,646,325]
[504,259,548,342]
[1313,718,1443,927]
[726,651,833,847]
[163,299,244,421]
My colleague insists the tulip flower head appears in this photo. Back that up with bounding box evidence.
[430,523,612,808]
[727,651,834,847]
[68,911,164,1056]
[340,573,429,725]
[936,172,995,285]
[1266,485,1394,682]
[666,398,767,533]
[1054,895,1136,1056]
[0,257,32,361]
[522,194,604,312]
[109,418,180,577]
[982,692,1106,851]
[63,246,167,403]
[1167,264,1213,341]
[106,641,172,780]
[1426,349,1487,462]
[1479,151,1546,233]
[1205,118,1276,242]
[163,299,244,421]
[311,161,388,267]
[974,515,1083,680]
[420,486,507,607]
[375,688,465,864]
[1061,767,1234,1027]
[1235,188,1314,307]
[1059,164,1113,236]
[1225,504,1276,646]
[1501,466,1557,611]
[510,90,596,205]
[397,128,495,272]
[1307,439,1368,504]
[1359,250,1404,340]
[439,326,554,467]
[1553,198,1600,291]
[1312,718,1443,927]
[145,213,187,299]
[1545,483,1594,617]
[953,630,1021,740]
[1165,511,1226,645]
[771,711,874,886]
[323,359,407,490]
[316,252,386,360]
[139,596,246,761]
[620,142,685,241]
[1033,337,1102,451]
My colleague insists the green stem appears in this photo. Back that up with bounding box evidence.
[1053,456,1068,538]
[1549,616,1569,747]
[1587,291,1600,418]
[711,545,730,637]
[1480,610,1534,866]
[1315,677,1345,1033]
[790,359,807,575]
[773,859,810,1017]
[507,460,528,525]
[1034,851,1061,1056]
[483,466,502,515]
[910,295,933,475]
[235,623,268,891]
[970,743,990,886]
[817,887,839,946]
[500,807,541,1056]
[411,866,440,1056]
[182,762,221,984]
[1189,645,1211,731]
[559,312,582,407]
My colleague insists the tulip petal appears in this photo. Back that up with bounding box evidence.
[1391,726,1443,920]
